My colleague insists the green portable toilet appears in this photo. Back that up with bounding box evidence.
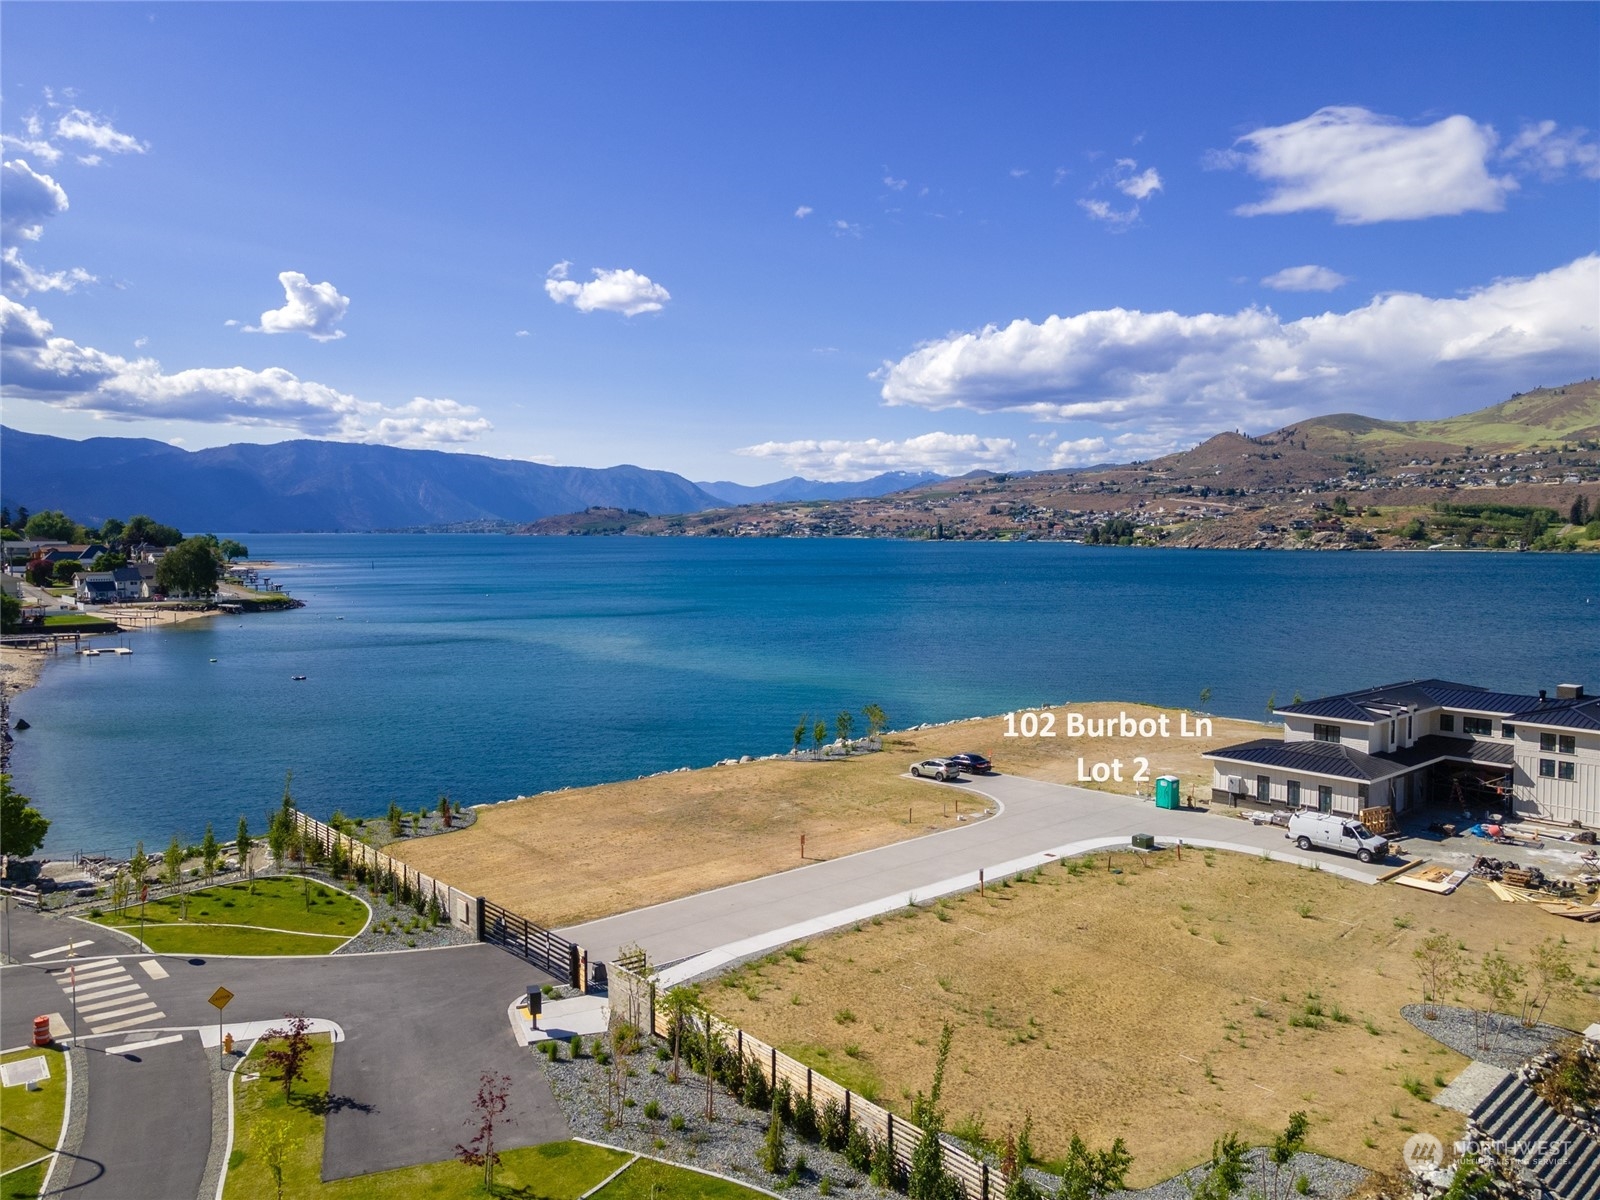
[1154,775,1181,809]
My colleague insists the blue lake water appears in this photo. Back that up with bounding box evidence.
[12,535,1599,853]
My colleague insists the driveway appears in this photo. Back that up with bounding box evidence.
[560,772,1392,972]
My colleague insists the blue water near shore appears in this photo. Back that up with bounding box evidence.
[12,535,1599,852]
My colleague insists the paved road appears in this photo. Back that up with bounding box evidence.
[1,909,567,1194]
[561,772,1391,969]
[68,1034,212,1200]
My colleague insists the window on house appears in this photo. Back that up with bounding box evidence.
[1541,733,1558,752]
[1286,781,1300,808]
[1317,785,1333,812]
[1558,735,1575,755]
[1463,717,1493,736]
[1557,761,1575,780]
[1439,714,1456,732]
[1313,723,1339,743]
[1539,759,1556,778]
[1501,724,1515,738]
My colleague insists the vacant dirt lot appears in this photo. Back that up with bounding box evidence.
[707,851,1600,1186]
[391,703,1265,927]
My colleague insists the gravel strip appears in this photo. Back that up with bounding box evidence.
[1124,1152,1367,1200]
[42,1041,90,1197]
[541,1038,904,1200]
[321,876,477,954]
[539,1036,1369,1200]
[1399,1005,1574,1070]
[196,1049,239,1200]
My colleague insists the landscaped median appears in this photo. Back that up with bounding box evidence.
[86,876,369,956]
[1,1044,69,1200]
[223,1030,770,1200]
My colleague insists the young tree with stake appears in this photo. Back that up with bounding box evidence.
[455,1072,513,1189]
[262,1014,315,1100]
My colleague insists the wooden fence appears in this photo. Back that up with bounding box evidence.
[609,964,1005,1200]
[293,811,480,934]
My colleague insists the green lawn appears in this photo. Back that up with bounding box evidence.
[122,924,347,956]
[0,1160,47,1200]
[223,1034,756,1200]
[41,614,117,630]
[0,1047,67,1176]
[89,877,367,949]
[591,1159,770,1200]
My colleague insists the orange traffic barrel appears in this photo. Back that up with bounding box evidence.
[32,1015,52,1047]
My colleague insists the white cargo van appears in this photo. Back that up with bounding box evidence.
[1287,812,1389,863]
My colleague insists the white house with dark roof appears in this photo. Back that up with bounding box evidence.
[1204,679,1598,828]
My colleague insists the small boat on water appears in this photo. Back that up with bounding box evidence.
[81,648,102,657]
[291,674,308,681]
[209,658,218,663]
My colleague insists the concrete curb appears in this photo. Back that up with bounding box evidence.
[655,836,1374,986]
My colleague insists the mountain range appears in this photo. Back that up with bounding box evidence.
[4,382,1594,534]
[694,471,947,505]
[0,428,952,532]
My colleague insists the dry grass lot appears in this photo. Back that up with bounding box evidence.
[707,850,1600,1187]
[391,703,1265,927]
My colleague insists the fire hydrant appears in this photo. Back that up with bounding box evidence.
[223,1032,234,1056]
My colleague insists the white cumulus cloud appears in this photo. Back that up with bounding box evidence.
[734,431,1016,480]
[875,255,1600,443]
[0,297,490,447]
[243,271,351,340]
[54,109,147,157]
[794,205,814,219]
[1261,264,1350,293]
[1,246,95,297]
[1114,159,1162,200]
[1078,198,1139,228]
[1,158,69,241]
[544,262,670,316]
[1502,120,1600,180]
[1219,106,1515,223]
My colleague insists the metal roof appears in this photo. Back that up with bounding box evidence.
[1205,733,1513,781]
[1276,679,1544,722]
[1509,697,1600,732]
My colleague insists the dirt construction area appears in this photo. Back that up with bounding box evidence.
[705,849,1600,1187]
[390,703,1266,928]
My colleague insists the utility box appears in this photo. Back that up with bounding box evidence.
[526,987,542,1016]
[1131,833,1156,850]
[1154,776,1182,810]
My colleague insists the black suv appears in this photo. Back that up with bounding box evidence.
[946,752,993,774]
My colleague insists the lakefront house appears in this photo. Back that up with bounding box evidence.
[1204,679,1598,829]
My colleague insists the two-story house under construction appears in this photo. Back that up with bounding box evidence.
[1204,679,1597,828]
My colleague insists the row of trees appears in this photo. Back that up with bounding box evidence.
[3,507,187,549]
[1414,932,1578,1046]
[791,703,888,758]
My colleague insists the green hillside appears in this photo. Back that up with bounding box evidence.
[1276,380,1600,457]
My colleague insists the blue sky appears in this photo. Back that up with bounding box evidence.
[2,3,1597,483]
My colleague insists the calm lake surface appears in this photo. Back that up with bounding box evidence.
[13,536,1599,853]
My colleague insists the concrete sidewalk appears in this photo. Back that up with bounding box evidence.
[561,773,1390,970]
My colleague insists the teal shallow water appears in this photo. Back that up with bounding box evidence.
[12,536,1598,853]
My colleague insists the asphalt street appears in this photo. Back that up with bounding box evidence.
[1,911,567,1194]
[560,772,1391,965]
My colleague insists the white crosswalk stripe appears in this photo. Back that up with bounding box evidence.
[48,960,165,1033]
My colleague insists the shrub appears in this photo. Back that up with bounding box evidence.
[570,1035,584,1059]
[820,1099,849,1152]
[670,1113,687,1132]
[844,1122,873,1172]
[793,1093,820,1142]
[743,1056,771,1111]
[761,1097,788,1174]
[644,1099,662,1119]
[869,1137,902,1191]
[819,1175,834,1196]
[595,1046,611,1066]
[1294,1175,1311,1195]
